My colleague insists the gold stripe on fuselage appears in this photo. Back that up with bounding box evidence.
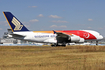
[33,31,54,33]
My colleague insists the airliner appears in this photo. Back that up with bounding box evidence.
[3,12,103,46]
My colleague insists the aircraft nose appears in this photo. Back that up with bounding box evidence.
[96,35,103,40]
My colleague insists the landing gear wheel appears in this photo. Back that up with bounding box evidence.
[51,43,57,47]
[54,43,57,47]
[62,42,66,47]
[63,45,66,47]
[96,41,98,45]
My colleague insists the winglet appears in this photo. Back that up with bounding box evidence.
[3,12,29,32]
[53,30,56,34]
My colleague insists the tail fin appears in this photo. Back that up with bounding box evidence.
[3,12,29,32]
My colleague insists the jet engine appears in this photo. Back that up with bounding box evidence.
[68,35,84,43]
[78,38,84,43]
[70,35,80,42]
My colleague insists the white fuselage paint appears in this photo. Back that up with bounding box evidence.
[13,31,57,43]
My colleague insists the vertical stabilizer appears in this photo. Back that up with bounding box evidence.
[3,12,29,32]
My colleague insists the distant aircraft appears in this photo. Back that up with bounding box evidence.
[3,12,103,46]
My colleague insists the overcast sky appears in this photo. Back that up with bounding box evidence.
[0,0,105,37]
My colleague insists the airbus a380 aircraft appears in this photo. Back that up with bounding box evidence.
[3,12,103,46]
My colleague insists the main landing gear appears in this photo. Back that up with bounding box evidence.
[96,41,98,45]
[51,43,66,47]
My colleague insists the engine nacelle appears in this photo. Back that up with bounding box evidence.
[69,35,85,43]
[78,38,84,43]
[70,35,80,42]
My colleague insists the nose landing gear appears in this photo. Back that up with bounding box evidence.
[96,41,98,45]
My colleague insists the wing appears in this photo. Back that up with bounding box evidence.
[53,30,84,43]
[53,30,72,43]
